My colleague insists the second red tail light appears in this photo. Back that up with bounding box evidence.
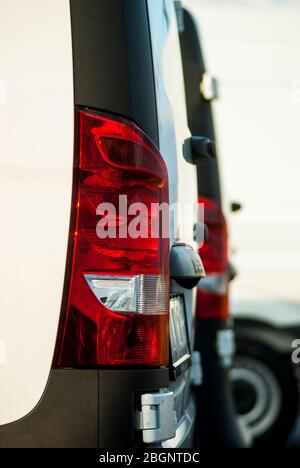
[196,196,229,320]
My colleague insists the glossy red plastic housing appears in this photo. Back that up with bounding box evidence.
[196,196,229,320]
[57,110,170,367]
[196,289,229,320]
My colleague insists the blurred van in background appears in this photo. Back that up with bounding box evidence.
[184,0,300,446]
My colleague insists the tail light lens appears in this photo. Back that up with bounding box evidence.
[196,196,229,320]
[57,110,169,367]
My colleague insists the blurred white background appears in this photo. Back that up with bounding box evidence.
[184,0,300,323]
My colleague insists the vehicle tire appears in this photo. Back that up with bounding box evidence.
[230,340,299,447]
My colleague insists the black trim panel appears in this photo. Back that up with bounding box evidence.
[180,9,221,205]
[0,370,98,448]
[70,0,159,145]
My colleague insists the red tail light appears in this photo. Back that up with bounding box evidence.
[196,196,229,320]
[57,110,170,367]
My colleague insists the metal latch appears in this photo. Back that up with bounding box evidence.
[135,391,177,444]
[191,351,203,386]
[216,329,236,368]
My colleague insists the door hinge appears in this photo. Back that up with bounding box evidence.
[135,391,177,444]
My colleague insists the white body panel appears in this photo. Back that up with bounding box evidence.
[0,1,73,424]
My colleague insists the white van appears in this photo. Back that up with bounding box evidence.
[0,0,203,447]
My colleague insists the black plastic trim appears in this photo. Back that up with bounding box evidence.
[0,370,98,448]
[70,0,159,146]
[0,368,169,448]
[179,8,221,205]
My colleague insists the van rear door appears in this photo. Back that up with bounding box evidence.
[147,0,199,446]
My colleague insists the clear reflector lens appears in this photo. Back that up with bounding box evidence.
[85,274,167,314]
